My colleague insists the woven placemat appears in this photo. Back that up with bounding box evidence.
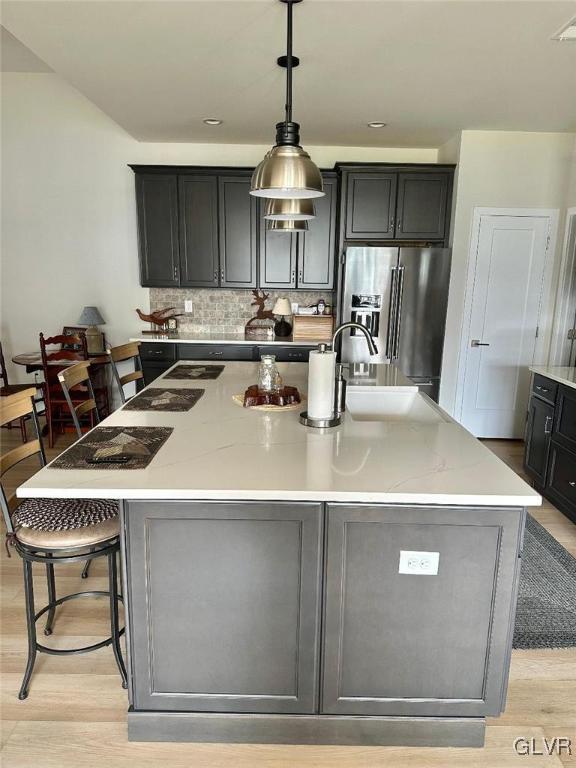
[163,364,224,380]
[123,388,204,412]
[51,426,173,470]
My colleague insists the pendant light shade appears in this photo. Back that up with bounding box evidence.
[251,0,324,201]
[267,218,309,232]
[264,197,315,221]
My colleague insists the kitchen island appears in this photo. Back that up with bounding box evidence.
[18,362,540,748]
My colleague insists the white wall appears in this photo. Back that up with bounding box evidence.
[1,71,437,382]
[439,130,576,416]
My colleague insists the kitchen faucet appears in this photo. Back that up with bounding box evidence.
[331,322,378,416]
[332,321,378,357]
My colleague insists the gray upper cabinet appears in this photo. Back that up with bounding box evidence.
[259,219,298,289]
[125,500,323,714]
[322,504,523,718]
[345,173,397,240]
[178,175,219,287]
[136,174,180,287]
[298,176,337,289]
[396,172,450,240]
[219,176,257,288]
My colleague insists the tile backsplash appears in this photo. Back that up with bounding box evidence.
[150,288,334,335]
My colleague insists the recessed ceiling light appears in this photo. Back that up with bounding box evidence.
[203,118,223,126]
[367,121,387,129]
[552,17,576,40]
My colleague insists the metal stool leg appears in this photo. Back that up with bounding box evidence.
[19,560,38,700]
[81,559,91,579]
[108,551,127,689]
[44,561,56,636]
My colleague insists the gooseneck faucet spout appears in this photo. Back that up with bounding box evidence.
[332,322,378,357]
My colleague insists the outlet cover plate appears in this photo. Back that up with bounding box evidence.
[399,550,440,575]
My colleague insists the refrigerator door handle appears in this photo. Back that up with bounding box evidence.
[386,267,399,359]
[392,265,405,359]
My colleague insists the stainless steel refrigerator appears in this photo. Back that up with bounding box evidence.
[340,247,451,401]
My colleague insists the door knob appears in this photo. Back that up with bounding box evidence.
[471,339,490,347]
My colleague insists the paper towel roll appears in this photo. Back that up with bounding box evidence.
[307,349,336,419]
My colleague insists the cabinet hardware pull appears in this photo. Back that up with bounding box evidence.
[173,265,178,280]
[536,385,549,393]
[569,481,576,487]
[220,268,225,281]
[291,270,295,281]
[544,416,553,435]
[471,339,490,347]
[213,270,218,281]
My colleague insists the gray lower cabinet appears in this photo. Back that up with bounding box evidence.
[321,504,524,717]
[125,501,323,714]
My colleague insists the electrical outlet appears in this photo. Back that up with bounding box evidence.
[398,550,439,575]
[184,300,193,313]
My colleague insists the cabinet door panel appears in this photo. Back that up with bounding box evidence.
[524,396,554,486]
[136,174,180,287]
[219,176,257,288]
[553,384,576,452]
[259,215,297,288]
[322,504,523,717]
[179,175,219,287]
[545,443,576,523]
[126,501,323,714]
[345,173,397,240]
[297,177,336,289]
[395,173,450,240]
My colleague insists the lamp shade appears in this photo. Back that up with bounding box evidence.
[273,298,292,317]
[77,306,105,326]
[264,198,315,221]
[267,219,308,232]
[250,145,324,199]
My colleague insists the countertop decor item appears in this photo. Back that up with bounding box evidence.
[242,384,301,408]
[244,289,276,339]
[258,355,283,392]
[136,307,185,333]
[272,297,293,337]
[250,0,324,201]
[77,306,105,354]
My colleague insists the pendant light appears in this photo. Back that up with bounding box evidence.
[268,219,309,232]
[264,198,315,221]
[251,0,324,200]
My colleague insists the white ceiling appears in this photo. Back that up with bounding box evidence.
[2,0,576,147]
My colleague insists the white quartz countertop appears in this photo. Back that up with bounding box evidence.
[18,362,540,507]
[530,366,576,390]
[130,332,326,347]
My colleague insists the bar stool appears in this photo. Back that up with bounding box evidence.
[58,361,100,580]
[109,342,144,404]
[0,389,127,699]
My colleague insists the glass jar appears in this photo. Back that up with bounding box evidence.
[258,355,283,393]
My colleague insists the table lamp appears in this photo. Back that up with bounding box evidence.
[272,297,292,338]
[77,306,105,354]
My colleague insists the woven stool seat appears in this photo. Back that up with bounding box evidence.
[13,498,119,550]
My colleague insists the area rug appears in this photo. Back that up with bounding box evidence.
[513,514,576,649]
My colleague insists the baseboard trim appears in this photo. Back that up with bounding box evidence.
[128,709,485,747]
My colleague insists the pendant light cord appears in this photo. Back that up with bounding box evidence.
[285,0,293,126]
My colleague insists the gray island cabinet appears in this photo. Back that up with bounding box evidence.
[17,362,540,748]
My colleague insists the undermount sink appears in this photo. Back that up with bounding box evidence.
[346,389,449,423]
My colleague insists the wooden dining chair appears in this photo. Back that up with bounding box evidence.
[57,361,100,438]
[109,342,144,404]
[0,341,35,442]
[39,332,88,448]
[0,389,126,699]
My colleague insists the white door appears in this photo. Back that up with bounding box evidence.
[459,214,551,438]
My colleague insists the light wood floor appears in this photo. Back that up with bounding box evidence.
[1,431,575,767]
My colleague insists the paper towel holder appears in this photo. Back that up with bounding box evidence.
[300,342,342,428]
